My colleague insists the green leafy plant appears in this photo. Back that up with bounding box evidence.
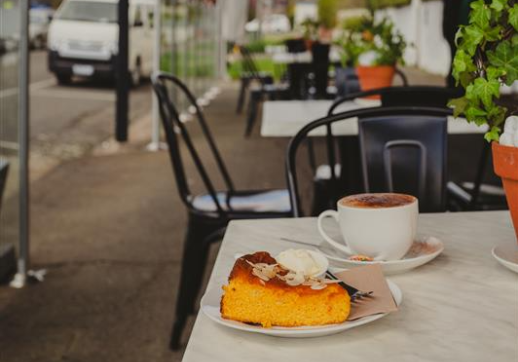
[318,0,338,29]
[301,18,320,41]
[339,15,406,66]
[449,0,518,142]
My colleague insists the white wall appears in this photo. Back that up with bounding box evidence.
[376,0,450,76]
[221,0,249,42]
[294,2,317,25]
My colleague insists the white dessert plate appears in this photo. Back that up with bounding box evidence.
[492,243,518,274]
[319,236,444,275]
[201,279,402,338]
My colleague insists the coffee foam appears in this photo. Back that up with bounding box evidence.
[340,193,415,209]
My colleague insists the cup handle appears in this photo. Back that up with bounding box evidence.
[317,210,354,256]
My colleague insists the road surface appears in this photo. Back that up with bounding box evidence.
[1,50,152,162]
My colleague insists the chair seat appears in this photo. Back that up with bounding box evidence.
[192,189,291,214]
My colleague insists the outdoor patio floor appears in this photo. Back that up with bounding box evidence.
[0,70,445,361]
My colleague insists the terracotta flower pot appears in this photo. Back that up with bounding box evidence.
[355,65,395,99]
[304,39,313,51]
[492,142,518,242]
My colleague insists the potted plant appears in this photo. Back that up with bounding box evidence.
[317,0,338,43]
[301,18,320,50]
[339,15,407,97]
[449,0,518,240]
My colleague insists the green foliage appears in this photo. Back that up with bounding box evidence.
[239,39,285,54]
[318,0,338,29]
[338,15,407,66]
[301,18,320,40]
[450,0,518,142]
[336,0,411,9]
[227,58,282,81]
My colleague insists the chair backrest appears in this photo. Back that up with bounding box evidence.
[310,42,330,64]
[238,46,265,83]
[358,115,447,212]
[319,87,457,187]
[286,106,452,216]
[151,72,234,216]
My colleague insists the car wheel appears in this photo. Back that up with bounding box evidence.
[56,74,72,85]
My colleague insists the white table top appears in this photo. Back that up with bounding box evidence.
[183,211,518,362]
[260,100,488,137]
[272,48,342,64]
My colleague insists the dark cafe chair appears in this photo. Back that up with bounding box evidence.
[151,72,292,350]
[306,86,460,214]
[286,106,452,217]
[235,45,274,114]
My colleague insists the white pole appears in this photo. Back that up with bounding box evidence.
[147,0,166,151]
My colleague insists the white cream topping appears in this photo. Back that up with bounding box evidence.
[276,249,327,278]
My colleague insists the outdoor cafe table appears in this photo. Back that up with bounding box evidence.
[182,211,518,362]
[271,48,342,64]
[260,100,487,137]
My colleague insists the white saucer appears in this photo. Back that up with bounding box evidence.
[492,243,518,274]
[319,236,444,275]
[201,280,402,338]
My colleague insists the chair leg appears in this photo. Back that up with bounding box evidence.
[170,216,224,350]
[236,78,249,114]
[245,91,261,137]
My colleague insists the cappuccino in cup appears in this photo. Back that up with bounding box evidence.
[318,193,418,261]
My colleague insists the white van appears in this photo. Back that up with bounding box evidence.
[47,0,153,85]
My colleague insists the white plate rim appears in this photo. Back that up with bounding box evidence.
[492,245,518,274]
[201,279,402,337]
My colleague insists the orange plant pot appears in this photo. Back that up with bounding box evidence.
[492,142,518,242]
[356,65,395,99]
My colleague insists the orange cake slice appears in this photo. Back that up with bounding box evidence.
[220,251,350,328]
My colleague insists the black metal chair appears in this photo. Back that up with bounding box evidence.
[446,141,507,211]
[235,45,274,114]
[286,107,453,216]
[306,87,460,214]
[152,73,292,350]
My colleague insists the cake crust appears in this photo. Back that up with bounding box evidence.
[220,251,351,327]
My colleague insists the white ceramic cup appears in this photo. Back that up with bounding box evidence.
[317,193,418,261]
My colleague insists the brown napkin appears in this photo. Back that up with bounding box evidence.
[335,264,399,321]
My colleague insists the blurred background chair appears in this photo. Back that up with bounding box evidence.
[309,42,331,99]
[286,106,453,216]
[152,73,292,350]
[239,44,291,136]
[235,45,274,114]
[308,86,458,214]
[284,38,306,53]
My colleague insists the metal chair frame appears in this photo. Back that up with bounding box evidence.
[286,106,453,217]
[152,72,292,350]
